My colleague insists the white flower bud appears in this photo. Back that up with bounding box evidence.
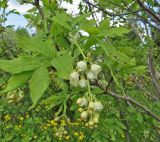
[91,64,101,75]
[17,94,24,101]
[69,71,79,87]
[70,71,79,80]
[64,130,68,134]
[7,93,16,100]
[8,100,14,103]
[87,71,97,80]
[55,132,60,136]
[93,113,99,123]
[88,109,93,114]
[88,102,95,109]
[79,98,88,107]
[94,101,103,111]
[78,108,83,112]
[77,61,87,71]
[77,98,83,105]
[97,57,103,63]
[85,122,89,127]
[93,117,99,124]
[81,111,88,120]
[70,80,79,87]
[88,120,94,126]
[79,78,87,88]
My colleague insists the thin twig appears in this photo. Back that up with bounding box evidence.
[92,81,160,122]
[84,0,144,17]
[136,0,160,22]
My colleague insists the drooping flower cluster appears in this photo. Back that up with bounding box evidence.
[87,64,101,80]
[69,61,87,87]
[69,71,80,87]
[69,59,103,128]
[69,61,101,87]
[76,96,103,128]
[7,90,24,103]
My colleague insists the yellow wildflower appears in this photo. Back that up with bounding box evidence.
[34,135,37,139]
[4,115,11,121]
[65,135,70,140]
[50,120,55,125]
[79,134,84,140]
[61,120,66,126]
[19,117,24,121]
[74,132,79,136]
[79,132,84,135]
[54,122,58,126]
[47,123,51,127]
[43,126,47,130]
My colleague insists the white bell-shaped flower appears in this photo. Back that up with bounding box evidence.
[79,98,88,107]
[94,101,103,111]
[77,61,87,71]
[70,80,79,87]
[93,113,99,123]
[88,101,95,109]
[87,71,97,80]
[79,78,87,88]
[91,64,101,75]
[17,94,24,101]
[70,71,79,81]
[97,57,103,63]
[88,120,94,126]
[81,111,88,120]
[69,71,79,87]
[7,93,15,100]
[77,98,83,105]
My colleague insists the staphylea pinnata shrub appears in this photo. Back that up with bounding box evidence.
[69,58,103,128]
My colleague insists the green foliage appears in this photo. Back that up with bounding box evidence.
[0,0,160,142]
[30,66,49,106]
[1,71,33,93]
[51,55,73,79]
[0,56,41,74]
[20,34,56,57]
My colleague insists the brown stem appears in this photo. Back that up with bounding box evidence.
[119,108,131,142]
[34,0,45,19]
[148,47,160,99]
[144,24,160,99]
[136,0,160,22]
[84,0,97,23]
[121,0,160,31]
[133,76,159,101]
[106,76,114,91]
[84,0,144,17]
[92,81,160,122]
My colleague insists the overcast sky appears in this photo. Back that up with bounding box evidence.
[6,0,32,28]
[5,0,81,29]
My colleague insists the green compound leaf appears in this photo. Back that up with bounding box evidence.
[0,56,41,74]
[30,66,49,106]
[1,71,33,93]
[51,55,73,79]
